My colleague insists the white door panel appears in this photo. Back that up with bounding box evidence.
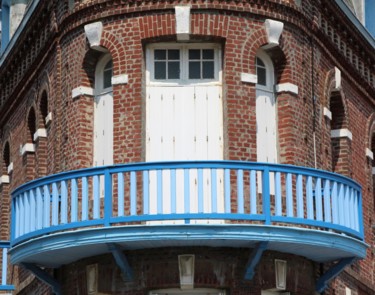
[94,92,113,167]
[146,45,223,224]
[146,85,224,222]
[256,88,277,163]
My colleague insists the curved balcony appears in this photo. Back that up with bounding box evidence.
[10,161,366,268]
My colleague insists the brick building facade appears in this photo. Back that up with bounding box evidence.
[0,0,373,294]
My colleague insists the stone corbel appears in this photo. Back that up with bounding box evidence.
[275,83,298,95]
[84,22,106,52]
[323,107,332,120]
[366,148,373,160]
[7,162,13,174]
[241,73,258,84]
[33,128,47,142]
[20,143,35,156]
[263,19,284,49]
[175,6,191,41]
[112,74,129,85]
[334,67,342,91]
[72,86,94,99]
[0,175,10,186]
[330,128,352,141]
[45,112,53,126]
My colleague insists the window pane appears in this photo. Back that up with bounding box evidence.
[257,67,266,85]
[104,60,113,70]
[168,62,180,79]
[168,49,180,60]
[203,49,214,59]
[256,57,265,67]
[189,49,200,60]
[103,60,113,88]
[155,50,166,60]
[103,70,112,88]
[155,62,166,79]
[189,62,201,79]
[203,61,214,79]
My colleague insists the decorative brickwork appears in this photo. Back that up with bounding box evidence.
[0,0,373,294]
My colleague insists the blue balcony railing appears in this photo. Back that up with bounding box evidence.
[0,242,14,291]
[10,161,364,247]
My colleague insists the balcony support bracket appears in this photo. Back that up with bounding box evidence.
[21,263,62,295]
[108,243,133,281]
[315,257,356,293]
[244,241,268,280]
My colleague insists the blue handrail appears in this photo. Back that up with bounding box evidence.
[0,242,14,291]
[11,161,364,246]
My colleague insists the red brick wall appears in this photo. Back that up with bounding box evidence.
[0,0,373,294]
[58,248,316,295]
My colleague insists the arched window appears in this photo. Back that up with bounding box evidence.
[27,107,36,143]
[2,142,10,175]
[39,91,48,128]
[93,54,113,167]
[255,50,278,164]
[329,92,351,175]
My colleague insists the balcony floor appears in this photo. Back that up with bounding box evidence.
[10,224,367,267]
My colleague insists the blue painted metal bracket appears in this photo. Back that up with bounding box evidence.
[107,243,133,281]
[315,257,356,293]
[21,263,61,295]
[244,241,268,280]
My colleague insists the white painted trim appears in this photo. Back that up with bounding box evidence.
[0,175,10,185]
[275,83,298,95]
[241,73,257,84]
[20,143,36,156]
[84,22,106,51]
[146,43,222,85]
[345,287,352,295]
[33,128,47,142]
[111,74,128,85]
[175,6,191,41]
[323,107,332,120]
[366,148,374,160]
[263,19,284,49]
[330,128,353,140]
[45,112,53,126]
[7,162,13,174]
[334,67,342,91]
[72,86,94,99]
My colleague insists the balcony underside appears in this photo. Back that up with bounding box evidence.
[10,224,367,267]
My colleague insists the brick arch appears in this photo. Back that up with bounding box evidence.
[2,141,10,175]
[1,130,12,175]
[26,106,37,144]
[323,69,352,175]
[366,112,375,161]
[99,30,126,76]
[80,27,125,88]
[241,27,289,85]
[241,26,269,75]
[324,73,350,129]
[36,76,50,129]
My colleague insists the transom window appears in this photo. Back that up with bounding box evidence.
[256,57,267,86]
[103,60,113,89]
[148,44,220,84]
[154,49,180,80]
[188,49,214,79]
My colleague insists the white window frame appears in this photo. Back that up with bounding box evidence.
[256,49,275,92]
[95,53,113,95]
[146,43,222,87]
